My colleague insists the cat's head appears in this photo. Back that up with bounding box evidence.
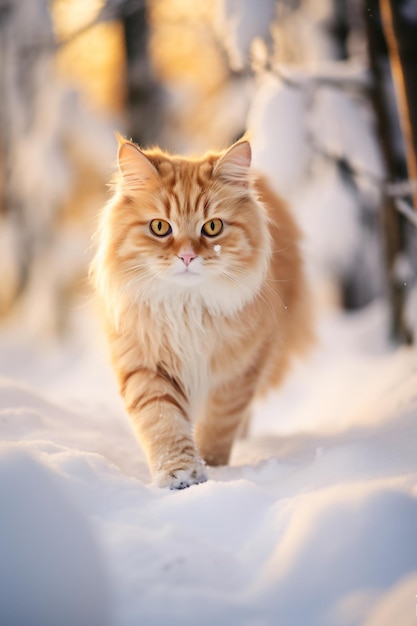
[94,138,271,319]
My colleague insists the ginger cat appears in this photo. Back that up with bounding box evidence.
[91,137,312,489]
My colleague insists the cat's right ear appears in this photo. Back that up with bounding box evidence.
[117,138,159,190]
[214,140,252,188]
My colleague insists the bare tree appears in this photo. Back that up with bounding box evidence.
[379,0,417,210]
[122,0,165,146]
[364,0,415,343]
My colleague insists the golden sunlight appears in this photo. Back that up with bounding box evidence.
[51,0,126,114]
[149,0,227,96]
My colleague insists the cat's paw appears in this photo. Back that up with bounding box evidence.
[154,461,207,490]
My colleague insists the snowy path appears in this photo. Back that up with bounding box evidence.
[0,303,416,626]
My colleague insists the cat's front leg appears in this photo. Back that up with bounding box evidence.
[195,377,256,466]
[119,365,207,489]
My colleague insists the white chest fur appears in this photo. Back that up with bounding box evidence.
[138,298,211,421]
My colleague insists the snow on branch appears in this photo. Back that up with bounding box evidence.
[386,180,417,199]
[393,198,417,229]
[271,64,371,94]
[316,144,417,229]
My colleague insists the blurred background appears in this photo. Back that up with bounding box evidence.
[0,0,416,349]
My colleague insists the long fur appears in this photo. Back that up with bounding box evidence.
[90,138,313,489]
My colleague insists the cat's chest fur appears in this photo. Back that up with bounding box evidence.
[143,294,258,392]
[137,301,212,407]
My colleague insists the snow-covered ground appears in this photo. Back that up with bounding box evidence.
[1,299,416,626]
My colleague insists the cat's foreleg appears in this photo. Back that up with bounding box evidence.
[119,366,207,489]
[195,378,255,466]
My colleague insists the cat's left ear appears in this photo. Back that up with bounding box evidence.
[214,141,252,188]
[117,137,159,190]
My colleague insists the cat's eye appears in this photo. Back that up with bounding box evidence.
[202,218,223,237]
[150,219,172,237]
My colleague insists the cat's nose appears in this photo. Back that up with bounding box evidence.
[178,251,197,267]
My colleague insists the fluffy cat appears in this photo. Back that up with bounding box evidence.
[91,137,312,489]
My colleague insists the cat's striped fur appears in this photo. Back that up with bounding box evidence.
[91,138,312,489]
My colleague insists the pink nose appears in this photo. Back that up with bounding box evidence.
[178,252,197,267]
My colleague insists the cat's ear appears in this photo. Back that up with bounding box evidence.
[117,138,159,190]
[214,141,252,188]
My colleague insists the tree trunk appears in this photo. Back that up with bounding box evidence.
[122,2,164,146]
[379,0,417,211]
[364,0,411,343]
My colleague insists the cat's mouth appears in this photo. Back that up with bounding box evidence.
[169,265,204,286]
[167,255,205,283]
[174,266,201,277]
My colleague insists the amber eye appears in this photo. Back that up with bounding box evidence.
[150,219,172,237]
[202,218,223,237]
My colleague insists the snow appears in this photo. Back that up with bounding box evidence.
[0,300,416,626]
[293,161,363,282]
[215,0,276,71]
[248,73,310,199]
[0,449,111,626]
[308,86,384,180]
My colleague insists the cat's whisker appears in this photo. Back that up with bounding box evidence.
[226,266,289,315]
[121,273,159,313]
[252,243,297,254]
[230,265,293,285]
[264,277,294,284]
[220,269,276,319]
[121,263,152,275]
[123,271,155,291]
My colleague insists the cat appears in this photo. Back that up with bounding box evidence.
[91,136,313,489]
